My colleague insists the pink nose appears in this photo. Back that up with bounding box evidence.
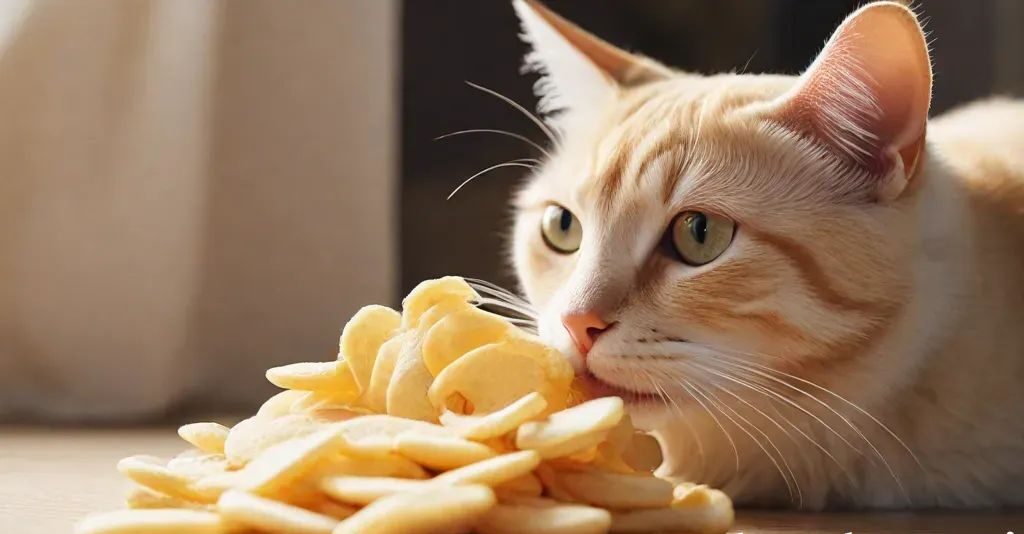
[561,311,612,358]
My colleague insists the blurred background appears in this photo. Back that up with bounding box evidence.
[0,0,1020,421]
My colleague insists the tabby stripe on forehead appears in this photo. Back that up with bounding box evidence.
[748,229,890,314]
[598,143,633,207]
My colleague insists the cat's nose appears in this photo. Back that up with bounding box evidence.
[561,311,612,358]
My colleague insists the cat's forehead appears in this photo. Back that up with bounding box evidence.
[563,74,796,212]
[519,71,858,227]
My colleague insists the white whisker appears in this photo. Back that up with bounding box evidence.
[703,381,805,508]
[715,355,910,504]
[447,160,536,200]
[466,280,534,309]
[728,355,923,471]
[695,362,855,484]
[465,81,560,147]
[660,370,740,473]
[643,371,705,464]
[689,379,797,504]
[434,128,551,158]
[474,297,538,319]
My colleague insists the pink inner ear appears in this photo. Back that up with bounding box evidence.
[772,3,932,176]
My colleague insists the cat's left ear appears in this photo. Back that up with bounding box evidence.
[512,0,670,117]
[760,1,932,201]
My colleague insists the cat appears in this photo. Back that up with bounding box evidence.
[509,0,1024,509]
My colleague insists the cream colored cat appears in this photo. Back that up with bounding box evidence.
[510,0,1024,509]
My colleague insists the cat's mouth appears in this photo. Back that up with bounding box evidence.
[577,371,661,404]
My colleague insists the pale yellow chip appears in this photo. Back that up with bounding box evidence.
[177,423,229,455]
[393,433,496,470]
[554,470,673,509]
[610,489,733,534]
[333,414,451,458]
[166,453,230,480]
[400,276,478,329]
[224,414,326,468]
[429,341,555,416]
[364,332,408,413]
[421,307,512,376]
[534,463,578,503]
[321,476,431,505]
[75,509,225,534]
[439,392,548,441]
[116,455,212,504]
[217,490,339,534]
[415,297,474,332]
[315,453,428,480]
[291,390,366,415]
[516,397,624,452]
[386,339,438,422]
[256,390,308,418]
[265,360,360,397]
[672,483,714,508]
[307,498,359,520]
[333,484,495,534]
[125,487,210,511]
[432,450,541,487]
[476,501,611,534]
[528,428,610,460]
[234,427,345,496]
[622,432,663,473]
[191,471,246,502]
[493,472,543,499]
[308,406,371,423]
[339,304,401,392]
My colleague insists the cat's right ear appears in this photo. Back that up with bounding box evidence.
[512,0,669,117]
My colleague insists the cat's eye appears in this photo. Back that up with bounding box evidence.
[541,204,582,254]
[671,211,735,266]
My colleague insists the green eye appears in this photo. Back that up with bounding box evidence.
[541,204,582,254]
[671,211,735,266]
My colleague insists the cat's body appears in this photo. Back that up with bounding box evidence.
[509,0,1024,509]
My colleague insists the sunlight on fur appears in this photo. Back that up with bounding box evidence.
[477,0,1024,510]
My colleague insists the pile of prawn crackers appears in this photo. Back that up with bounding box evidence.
[76,277,733,534]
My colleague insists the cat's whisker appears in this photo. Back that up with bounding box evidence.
[642,369,705,464]
[656,342,868,458]
[474,297,538,320]
[447,160,537,200]
[687,378,798,505]
[710,358,869,458]
[713,355,911,504]
[503,317,538,327]
[702,378,807,508]
[465,81,560,147]
[724,353,924,471]
[434,128,551,158]
[660,370,740,474]
[466,279,534,309]
[693,362,855,484]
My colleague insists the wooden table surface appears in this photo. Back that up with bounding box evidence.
[1,427,1021,534]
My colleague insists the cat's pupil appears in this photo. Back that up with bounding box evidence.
[689,213,708,244]
[559,208,573,233]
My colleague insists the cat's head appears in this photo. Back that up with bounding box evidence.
[509,0,932,424]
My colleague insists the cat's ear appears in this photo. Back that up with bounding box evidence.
[512,0,670,117]
[763,1,932,201]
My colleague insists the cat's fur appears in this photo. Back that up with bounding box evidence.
[511,0,1024,509]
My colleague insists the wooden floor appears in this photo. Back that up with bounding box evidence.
[1,427,1021,533]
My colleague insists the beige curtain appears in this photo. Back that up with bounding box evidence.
[0,0,397,420]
